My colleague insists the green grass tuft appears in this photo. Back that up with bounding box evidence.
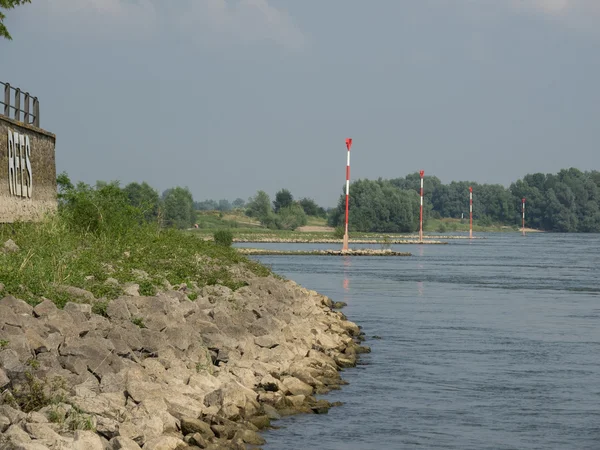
[0,218,270,308]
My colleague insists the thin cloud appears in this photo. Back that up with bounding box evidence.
[511,0,600,30]
[179,0,307,51]
[18,0,306,49]
[19,0,158,39]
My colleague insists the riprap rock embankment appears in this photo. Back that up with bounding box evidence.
[0,270,368,450]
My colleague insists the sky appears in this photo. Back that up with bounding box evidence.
[3,0,600,207]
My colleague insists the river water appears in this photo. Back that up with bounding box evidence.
[239,233,600,450]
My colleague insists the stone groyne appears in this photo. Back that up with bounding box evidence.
[231,238,448,245]
[0,268,368,449]
[237,248,412,256]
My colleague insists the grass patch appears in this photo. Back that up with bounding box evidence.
[0,218,270,308]
[91,300,109,317]
[6,373,67,413]
[131,317,146,328]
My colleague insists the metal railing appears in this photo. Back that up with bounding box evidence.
[1,81,40,127]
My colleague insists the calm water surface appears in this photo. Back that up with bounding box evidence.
[243,233,600,450]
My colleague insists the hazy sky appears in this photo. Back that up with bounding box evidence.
[3,0,600,206]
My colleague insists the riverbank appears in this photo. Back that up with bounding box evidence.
[0,225,368,449]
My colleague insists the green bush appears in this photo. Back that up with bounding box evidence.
[0,174,271,307]
[333,226,345,239]
[275,204,307,230]
[57,173,144,235]
[214,229,233,247]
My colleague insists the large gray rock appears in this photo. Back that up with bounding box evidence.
[110,436,143,450]
[72,430,105,450]
[254,335,279,349]
[9,442,52,450]
[0,368,10,388]
[4,424,32,443]
[107,298,133,321]
[0,414,11,432]
[1,405,26,424]
[0,296,33,315]
[24,423,67,445]
[141,435,186,450]
[236,429,265,446]
[58,286,95,303]
[282,376,314,396]
[32,299,58,318]
[180,417,215,438]
[3,239,20,253]
[64,302,93,319]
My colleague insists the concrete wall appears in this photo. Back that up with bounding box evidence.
[0,115,57,223]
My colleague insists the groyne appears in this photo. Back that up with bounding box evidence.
[231,238,448,245]
[237,248,412,256]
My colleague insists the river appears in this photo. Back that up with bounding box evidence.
[238,233,600,450]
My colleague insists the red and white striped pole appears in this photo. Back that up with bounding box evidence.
[469,186,473,239]
[522,197,526,236]
[343,138,352,251]
[419,170,424,242]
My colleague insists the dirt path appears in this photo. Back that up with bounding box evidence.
[296,226,335,232]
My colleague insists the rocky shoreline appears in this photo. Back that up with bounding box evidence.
[0,264,368,449]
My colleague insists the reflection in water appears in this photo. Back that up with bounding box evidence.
[417,245,424,296]
[342,256,352,294]
[417,280,424,297]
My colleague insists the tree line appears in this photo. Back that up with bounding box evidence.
[57,174,198,230]
[328,168,600,233]
[56,174,330,231]
[244,189,327,231]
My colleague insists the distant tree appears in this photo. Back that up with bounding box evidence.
[273,189,293,213]
[298,198,326,217]
[246,190,272,221]
[195,199,218,211]
[0,0,30,40]
[330,179,419,232]
[217,199,232,212]
[232,198,246,209]
[123,182,160,222]
[163,187,196,229]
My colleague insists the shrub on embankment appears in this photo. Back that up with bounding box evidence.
[0,176,269,308]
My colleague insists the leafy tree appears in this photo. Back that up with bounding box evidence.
[298,198,326,217]
[330,179,419,232]
[162,187,196,229]
[246,190,273,222]
[123,182,160,222]
[57,174,143,235]
[273,189,293,213]
[0,0,30,40]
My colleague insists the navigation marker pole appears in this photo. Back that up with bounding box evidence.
[342,138,353,252]
[522,198,526,236]
[419,170,424,243]
[469,186,473,239]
